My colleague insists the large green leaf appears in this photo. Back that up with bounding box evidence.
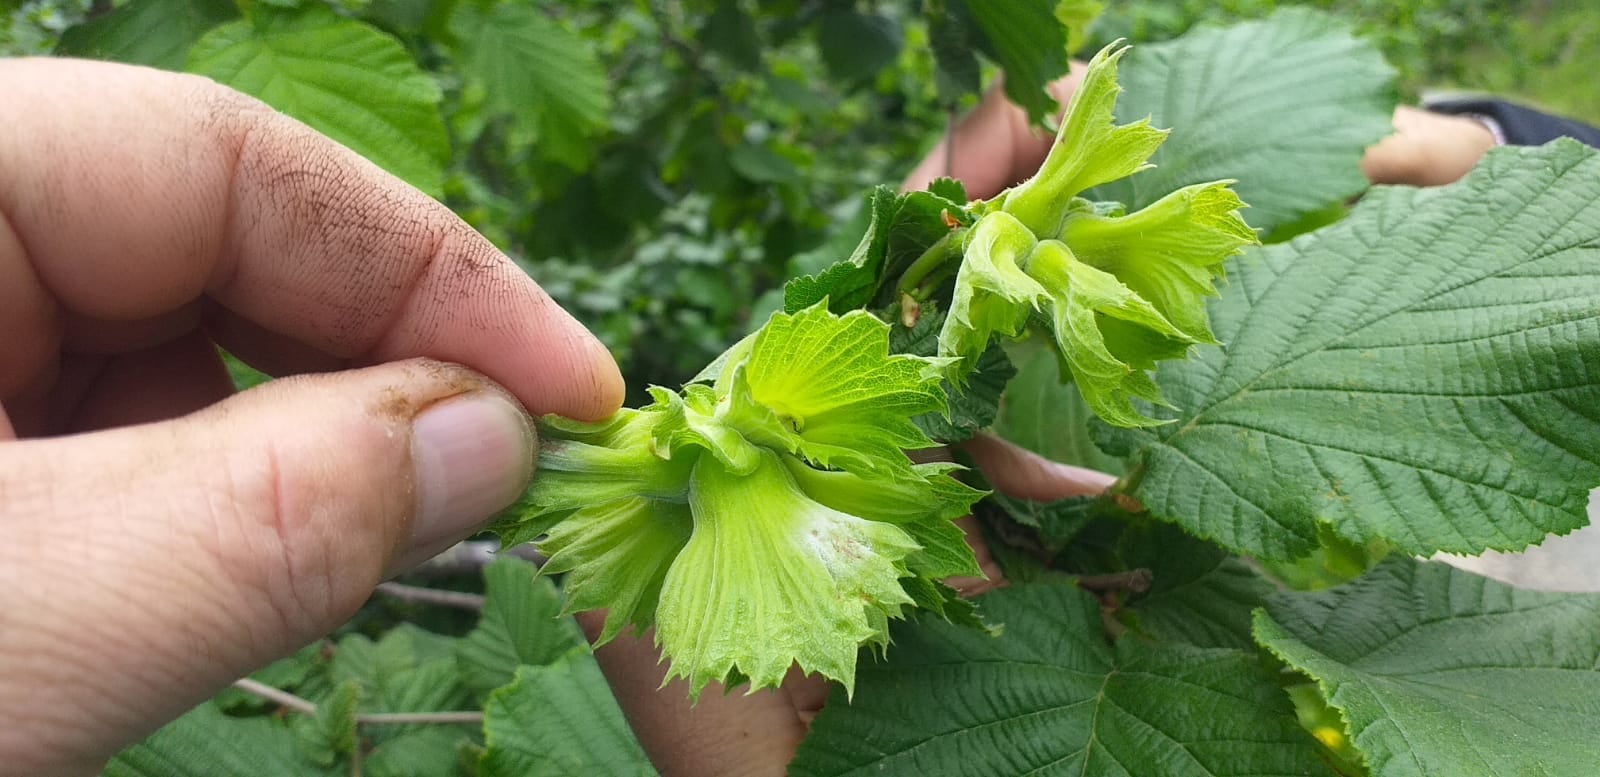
[456,558,587,693]
[1091,8,1396,232]
[1255,558,1600,776]
[815,8,901,83]
[364,726,476,777]
[926,4,981,105]
[451,1,611,171]
[326,623,460,709]
[329,627,438,695]
[1111,522,1277,651]
[479,651,658,777]
[56,0,237,70]
[1111,140,1600,560]
[982,492,1095,553]
[186,5,449,196]
[957,0,1070,125]
[104,702,325,777]
[378,658,471,738]
[790,581,1331,777]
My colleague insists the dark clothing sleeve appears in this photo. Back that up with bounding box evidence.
[1428,98,1600,148]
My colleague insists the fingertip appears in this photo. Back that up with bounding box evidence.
[511,301,625,422]
[962,432,1117,501]
[585,335,627,419]
[547,305,626,420]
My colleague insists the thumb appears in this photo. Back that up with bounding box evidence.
[0,359,537,775]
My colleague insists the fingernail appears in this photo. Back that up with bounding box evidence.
[405,392,536,568]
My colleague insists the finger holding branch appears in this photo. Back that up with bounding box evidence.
[0,58,622,775]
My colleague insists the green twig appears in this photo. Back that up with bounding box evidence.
[894,228,962,299]
[1110,458,1147,500]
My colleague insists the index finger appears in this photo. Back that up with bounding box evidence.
[0,57,623,420]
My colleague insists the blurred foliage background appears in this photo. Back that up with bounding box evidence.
[4,0,1597,401]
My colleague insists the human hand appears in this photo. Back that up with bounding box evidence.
[582,433,1116,777]
[0,58,624,775]
[900,65,1087,198]
[1359,105,1499,186]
